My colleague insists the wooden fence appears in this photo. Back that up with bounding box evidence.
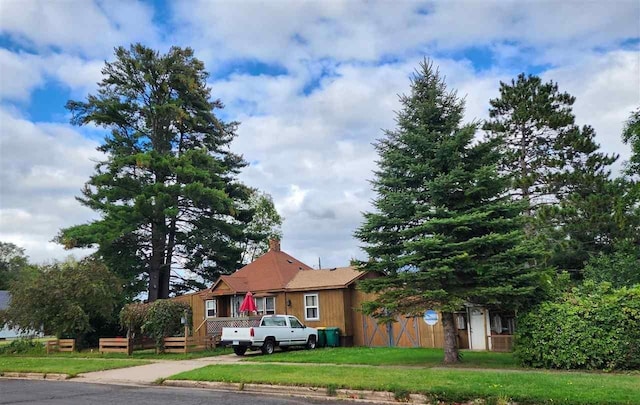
[45,339,75,354]
[489,335,514,352]
[98,337,156,354]
[163,336,214,354]
[98,336,214,355]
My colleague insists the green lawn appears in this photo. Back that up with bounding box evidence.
[40,347,231,360]
[1,347,230,360]
[247,347,519,368]
[0,337,55,347]
[0,357,150,376]
[170,363,640,405]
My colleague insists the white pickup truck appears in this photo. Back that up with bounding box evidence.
[221,315,318,356]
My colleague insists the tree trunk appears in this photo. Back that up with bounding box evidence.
[148,220,167,301]
[148,267,160,302]
[442,311,459,364]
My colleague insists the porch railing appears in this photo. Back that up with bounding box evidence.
[489,335,514,352]
[206,316,261,336]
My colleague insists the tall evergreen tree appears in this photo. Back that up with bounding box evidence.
[484,74,618,275]
[356,61,549,364]
[483,74,616,212]
[58,44,254,301]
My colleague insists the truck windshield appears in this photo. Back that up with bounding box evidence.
[262,316,287,327]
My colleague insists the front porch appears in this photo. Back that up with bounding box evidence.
[201,316,262,337]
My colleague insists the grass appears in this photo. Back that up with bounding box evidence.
[1,347,231,360]
[169,363,640,405]
[246,347,519,368]
[41,347,231,360]
[0,337,55,347]
[0,357,150,376]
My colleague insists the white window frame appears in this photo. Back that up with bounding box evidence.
[205,300,217,318]
[304,293,319,321]
[255,297,276,315]
[264,296,275,315]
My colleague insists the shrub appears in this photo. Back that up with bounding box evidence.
[515,282,640,370]
[0,338,44,355]
[142,300,191,352]
[2,258,123,342]
[119,302,149,338]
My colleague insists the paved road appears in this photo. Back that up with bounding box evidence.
[0,380,345,405]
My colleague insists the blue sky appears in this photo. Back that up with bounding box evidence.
[0,0,639,270]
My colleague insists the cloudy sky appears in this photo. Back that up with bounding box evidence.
[0,0,639,270]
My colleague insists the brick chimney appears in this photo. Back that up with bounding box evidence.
[268,238,281,252]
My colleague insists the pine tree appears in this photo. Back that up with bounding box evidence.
[356,61,549,364]
[58,44,255,301]
[483,74,616,211]
[484,74,618,275]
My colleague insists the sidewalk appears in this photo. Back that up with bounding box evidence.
[75,353,244,385]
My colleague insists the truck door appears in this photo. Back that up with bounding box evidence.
[289,317,307,344]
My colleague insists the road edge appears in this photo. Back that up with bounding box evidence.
[0,372,70,380]
[163,379,428,404]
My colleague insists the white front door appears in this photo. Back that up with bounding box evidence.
[469,308,487,350]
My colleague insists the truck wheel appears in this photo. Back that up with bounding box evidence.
[261,338,275,355]
[306,335,317,350]
[233,346,247,356]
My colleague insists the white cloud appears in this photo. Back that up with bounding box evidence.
[0,108,101,263]
[173,0,639,69]
[542,50,640,167]
[0,49,105,105]
[0,0,160,58]
[0,50,44,101]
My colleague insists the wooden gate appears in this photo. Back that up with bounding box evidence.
[362,315,421,347]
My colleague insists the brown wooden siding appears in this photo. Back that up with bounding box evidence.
[285,289,349,335]
[171,294,207,338]
[351,289,374,346]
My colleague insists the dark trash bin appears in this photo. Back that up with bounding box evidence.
[316,327,327,348]
[325,327,340,347]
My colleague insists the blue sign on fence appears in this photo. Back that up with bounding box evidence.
[423,310,438,326]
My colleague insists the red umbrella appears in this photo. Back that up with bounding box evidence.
[239,291,257,314]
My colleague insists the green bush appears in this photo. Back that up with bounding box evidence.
[119,302,149,337]
[142,300,191,352]
[0,338,44,355]
[515,282,640,370]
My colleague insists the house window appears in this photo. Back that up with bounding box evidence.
[491,314,503,334]
[231,296,244,317]
[265,297,275,314]
[205,300,217,318]
[256,297,276,315]
[304,293,319,321]
[456,314,466,330]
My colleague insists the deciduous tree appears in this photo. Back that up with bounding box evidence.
[1,258,122,341]
[0,242,30,290]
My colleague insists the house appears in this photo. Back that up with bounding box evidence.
[175,240,375,346]
[174,240,514,351]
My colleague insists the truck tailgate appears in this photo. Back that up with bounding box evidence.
[221,327,253,343]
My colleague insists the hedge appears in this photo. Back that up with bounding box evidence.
[515,282,640,370]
